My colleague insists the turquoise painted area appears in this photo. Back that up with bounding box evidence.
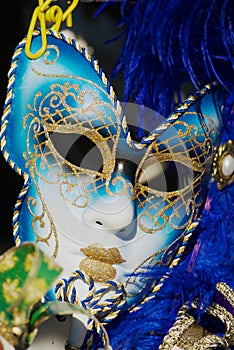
[4,32,119,174]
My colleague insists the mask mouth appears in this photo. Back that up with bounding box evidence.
[81,244,125,265]
[79,244,126,282]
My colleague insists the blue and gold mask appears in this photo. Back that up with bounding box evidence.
[1,29,223,312]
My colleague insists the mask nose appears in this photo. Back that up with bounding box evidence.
[82,181,135,237]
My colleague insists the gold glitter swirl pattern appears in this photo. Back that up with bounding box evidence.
[43,44,60,65]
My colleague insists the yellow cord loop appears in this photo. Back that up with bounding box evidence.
[25,0,79,60]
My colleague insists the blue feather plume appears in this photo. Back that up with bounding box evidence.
[112,0,234,115]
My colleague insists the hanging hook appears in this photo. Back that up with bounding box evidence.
[63,0,79,27]
[25,0,79,60]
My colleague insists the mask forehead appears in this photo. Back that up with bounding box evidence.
[3,30,123,175]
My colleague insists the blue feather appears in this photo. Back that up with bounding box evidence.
[112,0,234,113]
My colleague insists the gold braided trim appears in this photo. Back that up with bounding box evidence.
[206,302,234,344]
[131,222,198,313]
[160,283,234,350]
[216,281,234,308]
[159,305,197,349]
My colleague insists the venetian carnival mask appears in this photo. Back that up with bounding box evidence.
[1,28,223,317]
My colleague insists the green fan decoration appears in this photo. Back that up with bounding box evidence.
[0,243,109,349]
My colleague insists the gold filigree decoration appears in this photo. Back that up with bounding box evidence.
[22,69,218,263]
[43,45,60,65]
[135,114,217,234]
[23,77,121,252]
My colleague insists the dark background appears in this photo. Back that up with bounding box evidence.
[0,0,124,254]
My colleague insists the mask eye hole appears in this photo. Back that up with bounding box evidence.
[48,132,104,173]
[138,160,195,192]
